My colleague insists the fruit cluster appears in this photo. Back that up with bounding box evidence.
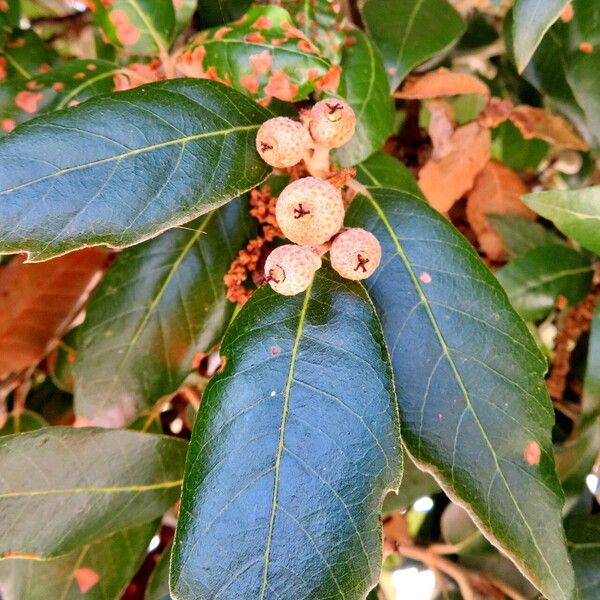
[255,99,383,296]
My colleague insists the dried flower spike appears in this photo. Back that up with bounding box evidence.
[276,177,345,246]
[264,245,322,296]
[256,117,312,168]
[330,228,382,280]
[309,98,356,149]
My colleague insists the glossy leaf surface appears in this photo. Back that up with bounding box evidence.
[336,28,394,167]
[74,199,255,426]
[362,0,465,90]
[171,266,402,600]
[524,187,600,256]
[0,427,186,557]
[346,187,576,600]
[0,79,271,261]
[355,151,424,199]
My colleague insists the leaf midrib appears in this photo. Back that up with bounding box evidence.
[0,123,259,197]
[509,263,593,300]
[259,284,312,600]
[0,480,182,498]
[56,69,119,110]
[364,190,566,598]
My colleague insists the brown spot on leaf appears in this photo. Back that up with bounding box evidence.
[74,568,99,593]
[213,26,232,40]
[245,32,266,43]
[419,272,432,284]
[250,50,272,75]
[561,3,574,22]
[252,16,272,29]
[109,9,141,46]
[271,346,281,356]
[15,91,43,113]
[524,441,541,466]
[579,42,593,53]
[264,70,298,102]
[1,119,16,133]
[239,73,259,94]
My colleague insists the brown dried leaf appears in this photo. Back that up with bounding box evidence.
[395,67,490,100]
[509,105,589,151]
[466,161,535,260]
[418,122,492,213]
[426,99,456,160]
[0,249,107,379]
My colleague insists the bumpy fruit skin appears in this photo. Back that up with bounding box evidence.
[330,228,382,281]
[309,98,356,148]
[264,245,322,296]
[276,177,345,246]
[256,117,311,168]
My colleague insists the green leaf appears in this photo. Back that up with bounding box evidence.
[0,0,20,40]
[335,28,394,167]
[0,427,186,557]
[174,0,197,36]
[491,120,549,172]
[383,451,439,515]
[0,410,46,436]
[355,151,424,199]
[496,245,593,321]
[176,6,335,102]
[567,51,600,151]
[565,515,600,600]
[197,0,251,28]
[282,0,346,64]
[346,187,576,600]
[524,187,600,256]
[583,302,600,420]
[361,0,465,90]
[93,0,175,55]
[146,543,172,600]
[170,265,401,599]
[513,0,570,72]
[1,29,59,81]
[0,78,271,261]
[0,521,157,600]
[488,215,565,258]
[74,199,255,426]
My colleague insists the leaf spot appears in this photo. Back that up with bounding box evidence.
[524,441,541,466]
[74,568,99,593]
[419,272,432,284]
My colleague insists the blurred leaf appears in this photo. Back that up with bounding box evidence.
[0,411,46,436]
[171,265,401,599]
[565,515,600,600]
[395,67,489,99]
[513,0,569,72]
[1,29,58,81]
[146,543,172,600]
[491,120,550,171]
[0,79,271,261]
[93,0,175,55]
[362,0,465,90]
[176,6,336,102]
[496,245,593,321]
[583,302,600,420]
[174,0,197,35]
[346,187,577,600]
[48,327,78,393]
[524,186,600,256]
[383,452,439,515]
[0,249,107,379]
[356,151,424,199]
[74,199,255,427]
[21,0,73,19]
[335,28,394,167]
[488,215,565,258]
[440,503,488,555]
[0,427,186,557]
[0,521,157,600]
[196,0,251,28]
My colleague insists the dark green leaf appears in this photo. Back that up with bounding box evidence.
[346,187,576,600]
[383,451,439,515]
[176,6,335,102]
[0,78,271,261]
[524,187,600,256]
[355,151,424,199]
[0,410,46,436]
[362,0,465,90]
[0,521,157,600]
[1,29,59,81]
[74,199,255,426]
[488,215,565,258]
[335,28,394,167]
[197,0,251,28]
[513,0,570,72]
[171,265,401,599]
[174,0,197,36]
[496,245,593,321]
[565,515,600,600]
[93,0,175,55]
[567,51,600,151]
[146,543,172,600]
[0,427,186,557]
[0,0,20,40]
